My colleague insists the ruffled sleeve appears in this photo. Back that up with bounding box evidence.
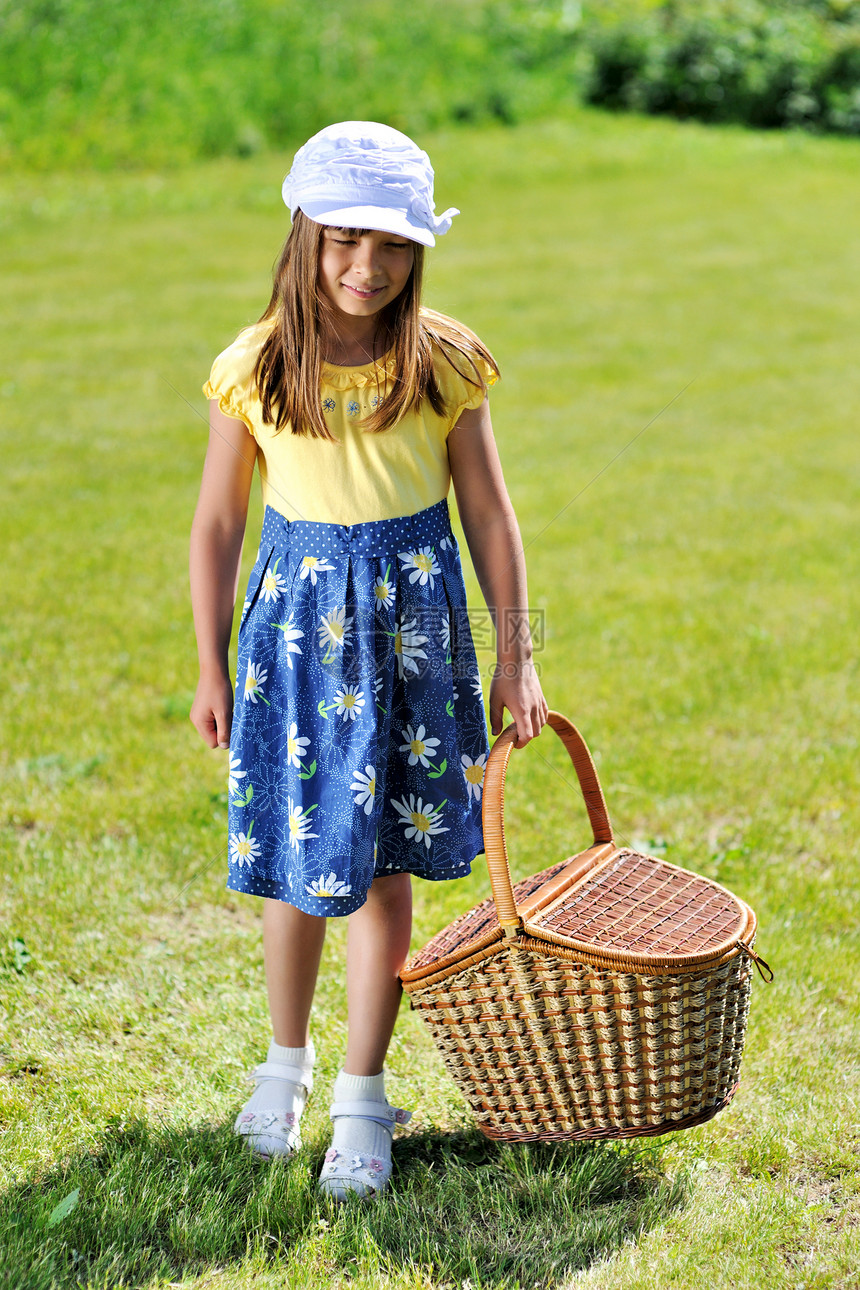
[202,321,271,436]
[433,342,499,435]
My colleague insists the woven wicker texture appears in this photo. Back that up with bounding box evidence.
[400,712,767,1142]
[538,850,747,959]
[409,946,752,1140]
[406,858,571,972]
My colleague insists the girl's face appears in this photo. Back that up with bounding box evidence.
[318,226,415,320]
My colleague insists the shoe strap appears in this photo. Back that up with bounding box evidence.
[248,1060,313,1089]
[329,1099,411,1126]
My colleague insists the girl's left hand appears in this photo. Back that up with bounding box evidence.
[488,660,549,748]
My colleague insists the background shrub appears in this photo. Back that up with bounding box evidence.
[583,0,860,134]
[0,0,583,169]
[1,1,859,170]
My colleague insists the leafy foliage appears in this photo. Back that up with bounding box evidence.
[0,0,582,169]
[3,1,860,169]
[583,0,860,134]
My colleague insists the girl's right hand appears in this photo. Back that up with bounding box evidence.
[190,671,234,749]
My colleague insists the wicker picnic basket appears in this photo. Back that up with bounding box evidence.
[400,711,772,1143]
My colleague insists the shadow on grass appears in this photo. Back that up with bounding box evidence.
[0,1117,690,1289]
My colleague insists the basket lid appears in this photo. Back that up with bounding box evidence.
[401,714,762,987]
[404,857,572,976]
[527,848,750,966]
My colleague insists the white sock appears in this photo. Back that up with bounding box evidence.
[267,1037,316,1086]
[249,1037,314,1101]
[330,1069,391,1161]
[241,1038,315,1142]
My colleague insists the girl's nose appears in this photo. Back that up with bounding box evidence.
[354,238,382,278]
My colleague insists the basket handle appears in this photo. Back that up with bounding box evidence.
[482,710,614,932]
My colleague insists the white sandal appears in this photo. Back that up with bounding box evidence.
[234,1057,314,1159]
[318,1099,412,1200]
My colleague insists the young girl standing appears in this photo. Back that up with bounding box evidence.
[190,121,547,1200]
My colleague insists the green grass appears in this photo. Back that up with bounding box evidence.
[0,1127,686,1287]
[1,108,859,1287]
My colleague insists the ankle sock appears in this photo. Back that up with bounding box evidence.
[238,1037,315,1155]
[330,1069,391,1161]
[267,1038,316,1084]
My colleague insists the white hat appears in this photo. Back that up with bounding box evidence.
[281,120,459,248]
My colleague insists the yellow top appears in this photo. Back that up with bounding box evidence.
[202,316,497,525]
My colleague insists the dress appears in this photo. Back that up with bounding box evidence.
[203,314,496,917]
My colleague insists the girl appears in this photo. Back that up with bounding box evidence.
[190,121,547,1200]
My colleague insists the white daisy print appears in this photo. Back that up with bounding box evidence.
[439,612,451,652]
[318,606,354,655]
[394,615,428,679]
[287,796,319,851]
[285,722,311,769]
[350,764,376,815]
[334,686,365,722]
[244,660,269,704]
[229,827,260,869]
[260,559,287,603]
[372,673,384,700]
[227,753,247,797]
[299,555,335,585]
[373,575,394,612]
[439,536,452,551]
[398,546,441,589]
[391,794,449,849]
[461,752,488,801]
[399,723,441,768]
[272,613,304,668]
[471,673,484,698]
[306,872,353,898]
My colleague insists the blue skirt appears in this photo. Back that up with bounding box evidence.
[227,499,490,917]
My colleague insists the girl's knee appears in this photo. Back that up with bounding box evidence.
[264,897,327,936]
[366,872,412,912]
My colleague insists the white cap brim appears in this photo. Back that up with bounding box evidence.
[297,200,435,247]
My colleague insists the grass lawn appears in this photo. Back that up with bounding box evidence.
[1,107,858,1288]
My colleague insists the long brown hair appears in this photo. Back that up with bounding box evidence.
[254,211,498,440]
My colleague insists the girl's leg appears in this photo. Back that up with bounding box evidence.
[236,900,326,1160]
[319,873,412,1197]
[263,898,327,1047]
[343,872,413,1074]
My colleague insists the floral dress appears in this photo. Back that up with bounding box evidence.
[204,314,495,916]
[226,500,489,915]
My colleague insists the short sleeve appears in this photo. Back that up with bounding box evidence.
[202,322,269,436]
[433,343,500,435]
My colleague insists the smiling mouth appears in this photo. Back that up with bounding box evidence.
[342,284,386,299]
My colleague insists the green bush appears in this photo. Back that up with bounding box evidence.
[583,0,860,134]
[0,0,582,169]
[3,0,860,170]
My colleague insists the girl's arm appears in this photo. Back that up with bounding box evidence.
[447,398,548,748]
[189,402,258,749]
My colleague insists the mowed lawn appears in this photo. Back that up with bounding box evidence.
[1,109,858,1288]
